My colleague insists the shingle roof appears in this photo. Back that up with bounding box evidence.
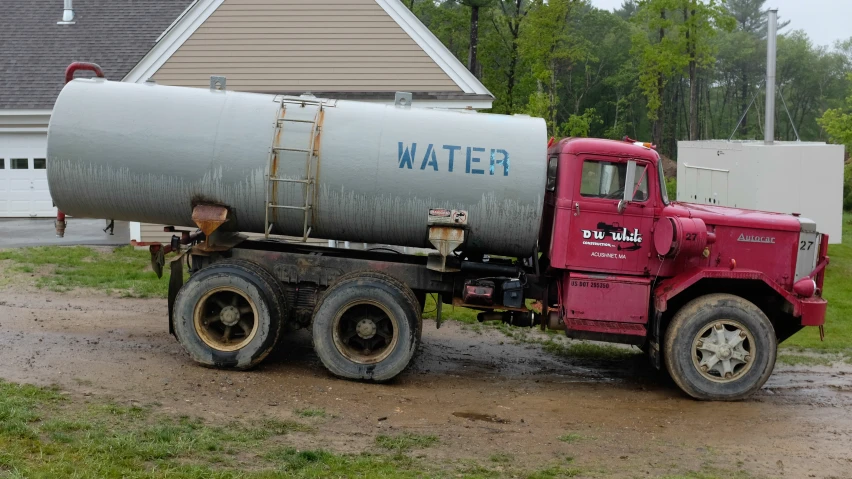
[0,0,192,110]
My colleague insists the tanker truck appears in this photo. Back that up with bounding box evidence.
[45,64,829,400]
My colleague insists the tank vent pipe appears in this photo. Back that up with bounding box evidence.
[58,0,75,24]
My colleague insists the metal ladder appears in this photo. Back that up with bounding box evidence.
[264,98,324,241]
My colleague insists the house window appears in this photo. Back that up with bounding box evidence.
[0,159,4,169]
[11,158,29,169]
[34,158,46,169]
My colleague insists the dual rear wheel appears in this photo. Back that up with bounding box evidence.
[172,262,420,381]
[311,271,421,381]
[172,260,285,370]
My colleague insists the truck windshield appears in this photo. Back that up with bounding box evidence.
[658,157,670,205]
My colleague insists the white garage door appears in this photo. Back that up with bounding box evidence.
[0,133,56,217]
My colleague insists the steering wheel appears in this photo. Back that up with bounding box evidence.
[604,188,625,199]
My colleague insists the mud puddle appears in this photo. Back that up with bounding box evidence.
[1,285,851,478]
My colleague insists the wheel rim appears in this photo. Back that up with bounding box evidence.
[332,300,399,365]
[193,287,259,352]
[691,320,755,383]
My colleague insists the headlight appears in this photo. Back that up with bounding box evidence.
[793,278,817,298]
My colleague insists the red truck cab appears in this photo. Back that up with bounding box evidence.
[541,137,828,399]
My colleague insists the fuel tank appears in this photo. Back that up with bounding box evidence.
[47,79,547,257]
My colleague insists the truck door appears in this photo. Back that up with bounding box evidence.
[564,157,655,274]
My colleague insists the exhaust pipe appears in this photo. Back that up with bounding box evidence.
[764,9,778,145]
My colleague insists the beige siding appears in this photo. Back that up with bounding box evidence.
[139,223,182,244]
[151,0,462,93]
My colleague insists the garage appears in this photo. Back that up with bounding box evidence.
[0,132,54,217]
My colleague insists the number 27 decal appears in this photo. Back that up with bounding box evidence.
[800,241,814,251]
[685,233,698,241]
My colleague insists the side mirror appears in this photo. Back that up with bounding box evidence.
[545,156,558,192]
[619,160,637,214]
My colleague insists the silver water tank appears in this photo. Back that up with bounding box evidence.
[47,79,547,257]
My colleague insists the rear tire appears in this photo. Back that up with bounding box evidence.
[331,271,423,339]
[172,259,286,370]
[311,271,420,381]
[664,294,776,400]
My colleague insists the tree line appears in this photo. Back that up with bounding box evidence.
[405,0,852,161]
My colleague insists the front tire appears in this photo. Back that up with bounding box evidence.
[664,294,776,400]
[172,259,286,370]
[311,272,420,382]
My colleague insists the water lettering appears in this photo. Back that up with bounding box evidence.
[399,142,506,176]
[398,142,417,169]
[420,144,438,171]
[443,145,461,172]
[466,147,485,175]
[489,149,509,176]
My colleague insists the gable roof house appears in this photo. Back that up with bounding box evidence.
[124,0,492,108]
[1,0,492,245]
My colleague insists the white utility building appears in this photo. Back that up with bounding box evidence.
[676,9,845,244]
[676,140,844,243]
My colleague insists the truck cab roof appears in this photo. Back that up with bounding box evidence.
[551,137,660,162]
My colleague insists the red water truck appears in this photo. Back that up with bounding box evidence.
[47,68,828,400]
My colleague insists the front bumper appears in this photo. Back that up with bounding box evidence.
[796,254,829,327]
[798,297,828,326]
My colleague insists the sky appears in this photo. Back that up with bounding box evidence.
[591,0,851,48]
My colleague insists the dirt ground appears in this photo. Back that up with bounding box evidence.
[1,281,851,478]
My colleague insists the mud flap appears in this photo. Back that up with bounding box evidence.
[436,293,442,329]
[648,311,662,370]
[168,252,187,338]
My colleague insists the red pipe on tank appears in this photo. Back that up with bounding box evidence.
[64,62,105,84]
[56,62,105,237]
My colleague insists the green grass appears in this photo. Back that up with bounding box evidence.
[1,379,603,478]
[421,293,480,324]
[785,213,852,353]
[294,407,326,418]
[666,177,678,201]
[557,433,584,443]
[777,353,836,367]
[489,452,514,463]
[660,467,757,479]
[525,466,582,479]
[375,432,439,452]
[0,245,171,298]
